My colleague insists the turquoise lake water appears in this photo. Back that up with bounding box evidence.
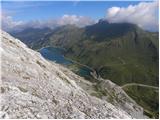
[40,47,72,65]
[40,47,93,78]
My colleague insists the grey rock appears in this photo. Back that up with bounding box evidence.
[0,30,145,119]
[0,30,131,119]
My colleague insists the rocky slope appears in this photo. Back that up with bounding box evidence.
[0,31,146,118]
[19,21,158,117]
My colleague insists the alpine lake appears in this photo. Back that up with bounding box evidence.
[39,47,94,81]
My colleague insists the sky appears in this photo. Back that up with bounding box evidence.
[1,0,159,32]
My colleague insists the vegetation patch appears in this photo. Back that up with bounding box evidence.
[18,86,28,93]
[0,87,5,93]
[22,76,30,80]
[123,86,159,118]
[36,60,46,68]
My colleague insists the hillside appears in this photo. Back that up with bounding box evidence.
[42,21,159,118]
[9,20,159,118]
[33,20,159,87]
[10,27,52,49]
[1,31,149,118]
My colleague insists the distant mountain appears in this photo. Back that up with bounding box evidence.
[32,20,158,86]
[10,27,52,49]
[10,20,159,86]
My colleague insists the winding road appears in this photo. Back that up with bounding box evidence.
[121,83,159,89]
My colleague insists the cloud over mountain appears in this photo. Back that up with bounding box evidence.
[58,14,95,27]
[1,13,95,32]
[106,0,159,31]
[2,1,158,32]
[1,12,25,31]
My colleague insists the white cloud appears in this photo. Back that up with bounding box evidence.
[2,1,158,32]
[1,12,25,31]
[58,14,95,27]
[1,13,95,32]
[106,0,159,31]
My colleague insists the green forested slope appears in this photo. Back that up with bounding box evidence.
[39,21,158,86]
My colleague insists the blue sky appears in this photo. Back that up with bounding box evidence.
[2,1,142,21]
[1,1,158,32]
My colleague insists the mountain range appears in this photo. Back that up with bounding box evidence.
[11,20,159,85]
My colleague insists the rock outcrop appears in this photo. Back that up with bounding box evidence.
[0,31,144,119]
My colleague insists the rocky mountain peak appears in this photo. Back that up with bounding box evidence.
[98,18,109,24]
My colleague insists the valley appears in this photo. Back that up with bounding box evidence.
[37,46,159,118]
[1,1,159,119]
[39,46,95,80]
[10,20,159,118]
[2,30,148,118]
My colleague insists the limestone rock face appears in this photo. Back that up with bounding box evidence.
[94,80,147,118]
[0,31,132,119]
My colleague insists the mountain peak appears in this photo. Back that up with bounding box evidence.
[98,18,109,24]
